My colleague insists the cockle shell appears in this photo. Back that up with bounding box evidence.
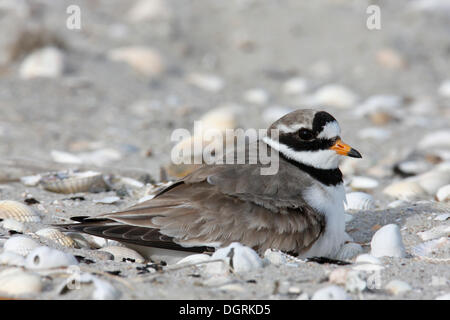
[0,200,41,222]
[25,246,78,269]
[206,242,263,274]
[335,242,363,261]
[370,224,406,258]
[349,176,379,191]
[99,246,145,263]
[0,268,42,296]
[176,253,211,265]
[41,171,104,194]
[4,235,40,256]
[35,228,77,248]
[344,192,375,211]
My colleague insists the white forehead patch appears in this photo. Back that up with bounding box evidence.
[317,121,341,139]
[276,123,307,133]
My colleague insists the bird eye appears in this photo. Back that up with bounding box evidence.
[298,128,314,140]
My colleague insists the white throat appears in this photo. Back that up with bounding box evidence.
[262,136,340,170]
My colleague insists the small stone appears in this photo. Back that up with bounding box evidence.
[187,73,224,92]
[19,46,65,79]
[376,48,406,69]
[436,184,450,202]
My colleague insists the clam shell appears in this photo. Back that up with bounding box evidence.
[349,176,379,191]
[206,242,263,274]
[4,235,40,256]
[413,168,450,195]
[0,200,41,222]
[345,192,375,211]
[335,242,363,260]
[436,184,450,202]
[1,219,26,233]
[41,171,104,194]
[99,246,145,263]
[370,224,406,258]
[25,246,78,269]
[0,268,42,296]
[383,180,426,200]
[35,228,77,248]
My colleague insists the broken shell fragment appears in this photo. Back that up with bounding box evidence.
[4,235,40,256]
[41,171,105,194]
[206,242,263,274]
[370,224,406,258]
[35,227,77,248]
[417,226,450,241]
[99,246,145,263]
[25,246,78,269]
[0,268,43,296]
[1,218,26,233]
[0,200,41,222]
[344,192,375,211]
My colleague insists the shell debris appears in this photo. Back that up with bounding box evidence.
[3,235,40,256]
[40,170,105,194]
[35,227,77,248]
[0,200,41,222]
[344,192,375,211]
[205,242,263,274]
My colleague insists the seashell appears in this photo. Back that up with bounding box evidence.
[20,175,42,186]
[0,251,26,267]
[19,46,65,79]
[358,127,391,140]
[206,242,263,274]
[91,277,121,300]
[413,168,450,195]
[0,268,42,296]
[1,218,26,233]
[335,243,363,261]
[4,235,40,256]
[186,73,224,92]
[176,254,211,265]
[25,246,78,269]
[411,237,449,258]
[370,224,406,258]
[344,192,375,211]
[385,280,411,296]
[264,249,287,266]
[435,293,450,300]
[387,199,409,208]
[35,227,77,248]
[394,160,432,177]
[383,180,426,200]
[354,95,403,117]
[352,263,384,272]
[127,0,171,22]
[93,196,121,205]
[66,232,91,249]
[77,148,122,166]
[376,48,406,69]
[350,176,379,191]
[282,77,308,95]
[108,46,165,77]
[436,184,450,202]
[328,268,349,285]
[438,80,450,98]
[311,285,350,300]
[50,150,83,164]
[40,171,104,194]
[345,271,366,293]
[313,84,357,109]
[418,130,450,149]
[0,200,41,222]
[355,254,382,265]
[99,246,145,263]
[434,213,450,221]
[243,88,269,105]
[417,226,450,241]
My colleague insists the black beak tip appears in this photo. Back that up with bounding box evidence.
[348,148,362,158]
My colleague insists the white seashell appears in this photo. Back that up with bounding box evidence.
[4,235,40,256]
[354,95,403,117]
[108,46,165,77]
[35,227,77,248]
[434,213,450,221]
[0,200,41,222]
[93,196,121,204]
[99,246,145,263]
[41,171,104,194]
[350,176,379,191]
[1,218,26,233]
[91,278,121,300]
[25,246,78,269]
[413,168,450,195]
[264,249,287,266]
[311,285,350,300]
[417,226,450,241]
[385,280,412,296]
[206,242,263,274]
[20,175,42,186]
[352,263,384,272]
[0,251,26,267]
[436,184,450,202]
[370,224,406,258]
[358,127,391,140]
[0,268,42,296]
[282,77,308,95]
[438,80,450,98]
[355,254,382,265]
[419,130,450,149]
[243,88,269,105]
[50,150,83,164]
[127,0,171,22]
[313,84,357,109]
[19,46,64,79]
[411,237,449,257]
[187,73,224,92]
[344,192,375,211]
[383,180,426,200]
[387,199,409,208]
[176,254,211,265]
[335,243,363,260]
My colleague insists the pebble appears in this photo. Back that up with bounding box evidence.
[376,48,406,69]
[311,285,350,300]
[335,242,363,260]
[19,46,65,79]
[358,127,391,140]
[108,46,165,76]
[263,249,287,266]
[354,95,403,117]
[385,280,412,295]
[370,224,406,258]
[417,226,450,241]
[93,196,121,204]
[313,84,357,109]
[418,130,450,149]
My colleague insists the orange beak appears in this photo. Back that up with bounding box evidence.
[330,139,362,158]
